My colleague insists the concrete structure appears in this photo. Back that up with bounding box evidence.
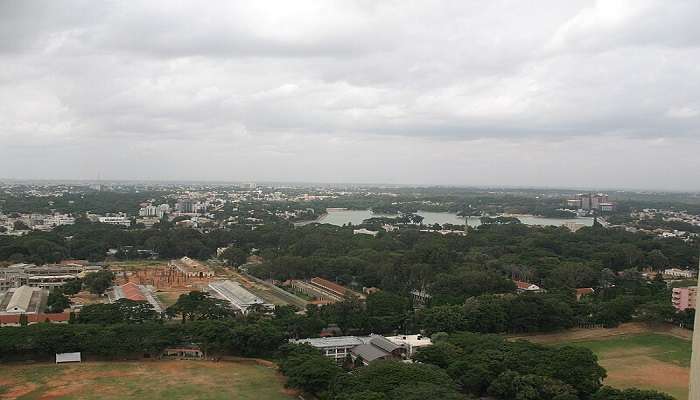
[0,285,48,314]
[108,282,165,313]
[1,263,99,290]
[386,334,432,357]
[170,257,214,278]
[673,287,697,311]
[208,280,269,314]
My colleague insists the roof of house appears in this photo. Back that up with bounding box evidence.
[575,287,595,296]
[351,343,390,362]
[514,280,540,290]
[369,334,401,353]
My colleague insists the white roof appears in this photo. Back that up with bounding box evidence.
[56,352,81,363]
[291,336,365,348]
[6,285,34,312]
[208,280,264,309]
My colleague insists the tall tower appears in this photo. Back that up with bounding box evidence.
[689,255,700,400]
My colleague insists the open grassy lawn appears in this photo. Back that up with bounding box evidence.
[566,333,691,400]
[0,360,296,400]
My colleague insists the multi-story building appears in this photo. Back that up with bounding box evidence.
[573,193,612,212]
[672,287,697,311]
[98,216,131,227]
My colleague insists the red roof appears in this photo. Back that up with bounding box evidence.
[310,277,348,296]
[514,280,534,290]
[120,282,146,301]
[576,288,595,296]
[0,313,70,325]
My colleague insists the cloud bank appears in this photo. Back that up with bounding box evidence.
[1,0,699,189]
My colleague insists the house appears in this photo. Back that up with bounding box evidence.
[514,280,542,293]
[353,228,379,236]
[575,287,595,301]
[291,334,408,365]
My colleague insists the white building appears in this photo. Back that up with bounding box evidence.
[664,268,697,279]
[207,280,269,314]
[98,216,131,227]
[386,334,432,357]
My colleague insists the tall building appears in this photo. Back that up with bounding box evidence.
[672,287,697,311]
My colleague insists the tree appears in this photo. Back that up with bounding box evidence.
[46,291,70,313]
[279,344,341,395]
[62,279,83,295]
[13,221,29,231]
[220,246,248,267]
[83,271,114,295]
[166,291,235,322]
[592,386,674,400]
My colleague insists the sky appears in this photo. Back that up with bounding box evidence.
[1,0,699,190]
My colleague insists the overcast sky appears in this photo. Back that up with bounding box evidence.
[1,1,699,190]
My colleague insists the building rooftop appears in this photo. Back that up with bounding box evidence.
[291,336,365,348]
[208,280,264,308]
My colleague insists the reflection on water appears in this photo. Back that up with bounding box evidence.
[296,209,594,228]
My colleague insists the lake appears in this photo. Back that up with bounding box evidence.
[296,209,594,228]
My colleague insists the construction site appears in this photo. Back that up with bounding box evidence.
[108,260,308,309]
[110,262,217,306]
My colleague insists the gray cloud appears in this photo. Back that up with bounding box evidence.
[0,0,699,189]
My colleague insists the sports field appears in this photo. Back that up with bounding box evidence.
[514,325,692,400]
[0,360,296,400]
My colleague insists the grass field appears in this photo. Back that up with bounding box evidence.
[0,360,296,400]
[561,333,691,400]
[511,323,692,399]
